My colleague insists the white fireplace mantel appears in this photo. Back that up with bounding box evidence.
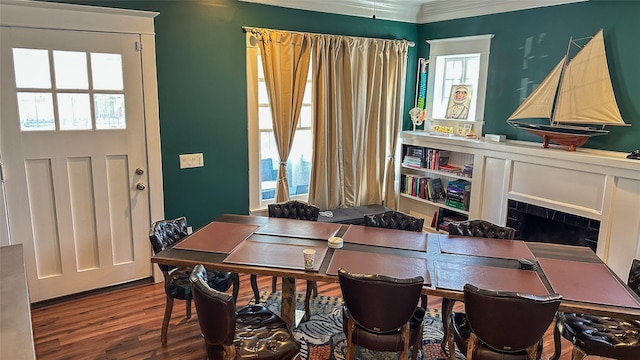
[399,131,640,279]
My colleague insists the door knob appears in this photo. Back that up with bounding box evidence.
[136,183,146,191]
[136,168,144,175]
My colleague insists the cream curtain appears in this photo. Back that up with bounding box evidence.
[308,34,409,210]
[252,28,311,202]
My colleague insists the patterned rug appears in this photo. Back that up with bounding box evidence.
[252,292,464,360]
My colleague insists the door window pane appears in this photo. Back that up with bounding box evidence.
[13,48,51,89]
[91,53,123,91]
[17,92,55,131]
[58,93,91,130]
[53,51,88,90]
[94,94,126,129]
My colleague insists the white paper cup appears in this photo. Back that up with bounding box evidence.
[303,248,316,269]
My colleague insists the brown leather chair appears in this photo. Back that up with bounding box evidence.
[448,284,562,360]
[338,267,426,360]
[447,219,516,239]
[149,217,239,345]
[190,264,301,360]
[551,259,640,360]
[364,210,424,232]
[250,200,320,320]
[442,219,516,353]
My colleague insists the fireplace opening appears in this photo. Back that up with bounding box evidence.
[506,200,599,253]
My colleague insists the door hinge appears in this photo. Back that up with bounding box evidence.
[135,41,143,52]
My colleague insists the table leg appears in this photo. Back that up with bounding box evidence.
[281,276,296,330]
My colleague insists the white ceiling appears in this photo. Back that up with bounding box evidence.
[239,0,586,23]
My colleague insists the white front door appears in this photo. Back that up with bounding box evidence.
[0,26,152,302]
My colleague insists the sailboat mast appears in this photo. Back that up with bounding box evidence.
[550,36,573,126]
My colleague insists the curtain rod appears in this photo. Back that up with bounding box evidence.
[243,26,415,47]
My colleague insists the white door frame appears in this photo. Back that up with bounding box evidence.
[0,0,165,283]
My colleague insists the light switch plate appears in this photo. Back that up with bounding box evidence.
[179,153,204,168]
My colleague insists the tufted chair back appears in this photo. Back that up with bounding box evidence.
[268,200,320,221]
[448,219,516,239]
[149,217,188,272]
[338,267,426,360]
[364,210,424,232]
[461,284,562,358]
[190,264,301,360]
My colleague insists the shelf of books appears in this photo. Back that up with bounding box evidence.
[399,143,474,233]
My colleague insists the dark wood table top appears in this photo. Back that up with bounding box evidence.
[151,213,640,320]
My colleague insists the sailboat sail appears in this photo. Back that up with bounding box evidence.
[508,29,627,127]
[554,30,626,126]
[508,58,565,120]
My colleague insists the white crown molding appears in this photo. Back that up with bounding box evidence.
[239,0,423,23]
[416,0,587,24]
[239,0,587,24]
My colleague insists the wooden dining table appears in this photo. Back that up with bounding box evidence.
[150,213,640,330]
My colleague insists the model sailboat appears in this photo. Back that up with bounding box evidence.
[507,29,629,151]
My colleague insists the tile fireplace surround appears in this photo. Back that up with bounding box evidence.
[400,131,640,279]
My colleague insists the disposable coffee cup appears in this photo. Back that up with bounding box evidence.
[303,248,316,270]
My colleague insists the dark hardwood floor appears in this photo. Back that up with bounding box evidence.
[32,273,581,359]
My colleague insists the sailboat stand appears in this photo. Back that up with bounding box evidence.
[507,29,629,151]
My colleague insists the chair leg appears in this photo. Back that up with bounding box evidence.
[571,346,587,360]
[303,281,313,322]
[272,276,278,293]
[440,298,455,354]
[411,325,423,360]
[448,321,456,360]
[551,316,562,360]
[185,298,191,319]
[466,333,479,360]
[250,274,260,302]
[345,317,357,360]
[420,294,428,309]
[231,272,240,303]
[161,296,174,345]
[399,323,410,360]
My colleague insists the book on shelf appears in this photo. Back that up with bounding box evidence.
[427,177,446,201]
[445,198,467,210]
[446,179,471,211]
[403,146,426,168]
[463,163,474,177]
[423,149,450,170]
[439,164,462,173]
[401,174,431,200]
[434,209,467,232]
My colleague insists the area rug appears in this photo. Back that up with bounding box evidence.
[253,292,464,360]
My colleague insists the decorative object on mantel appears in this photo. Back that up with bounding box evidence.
[628,150,640,160]
[409,107,426,131]
[507,29,629,152]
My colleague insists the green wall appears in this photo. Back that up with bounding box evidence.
[58,0,418,229]
[53,0,638,229]
[418,0,639,153]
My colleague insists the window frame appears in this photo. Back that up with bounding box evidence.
[424,34,493,136]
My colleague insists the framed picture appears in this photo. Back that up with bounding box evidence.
[445,84,472,120]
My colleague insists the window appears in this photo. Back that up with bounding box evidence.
[246,34,313,212]
[425,34,493,136]
[12,48,126,132]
